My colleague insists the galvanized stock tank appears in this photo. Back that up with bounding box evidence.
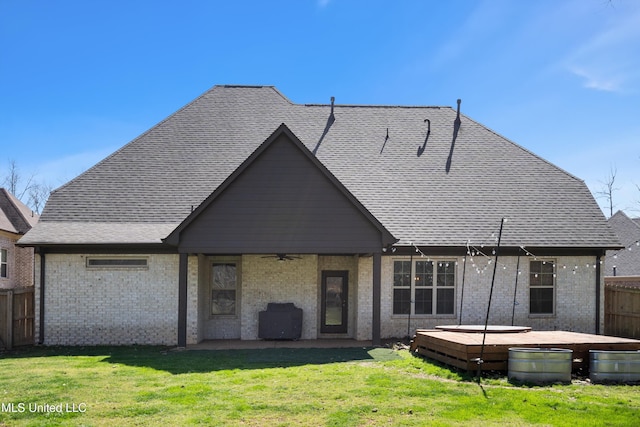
[589,350,640,384]
[508,347,573,384]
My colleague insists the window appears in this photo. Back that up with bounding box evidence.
[86,257,148,268]
[211,263,237,315]
[1,249,7,278]
[393,259,456,315]
[529,260,555,314]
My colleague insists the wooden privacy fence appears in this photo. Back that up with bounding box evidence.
[0,288,34,349]
[605,277,640,340]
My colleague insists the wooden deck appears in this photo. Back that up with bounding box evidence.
[410,329,640,371]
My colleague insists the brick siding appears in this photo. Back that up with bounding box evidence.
[35,253,179,345]
[379,255,603,338]
[0,232,35,289]
[34,252,604,345]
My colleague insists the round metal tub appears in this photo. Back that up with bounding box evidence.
[589,350,640,384]
[508,347,573,384]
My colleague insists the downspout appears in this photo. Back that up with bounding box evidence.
[595,253,602,335]
[38,249,46,345]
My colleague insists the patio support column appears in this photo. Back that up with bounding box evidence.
[38,249,46,345]
[372,251,381,346]
[178,253,188,348]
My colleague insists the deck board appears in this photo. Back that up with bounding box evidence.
[411,330,640,371]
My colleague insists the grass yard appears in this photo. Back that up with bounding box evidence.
[0,345,638,426]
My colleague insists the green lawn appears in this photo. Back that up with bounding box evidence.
[0,345,638,426]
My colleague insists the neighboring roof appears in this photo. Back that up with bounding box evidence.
[605,211,640,276]
[0,188,39,234]
[20,85,620,249]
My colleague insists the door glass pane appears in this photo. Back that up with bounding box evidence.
[212,264,236,289]
[211,290,236,315]
[325,276,343,326]
[211,263,237,315]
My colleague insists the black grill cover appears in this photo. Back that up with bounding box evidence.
[258,303,303,340]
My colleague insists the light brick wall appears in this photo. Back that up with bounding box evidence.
[32,251,605,345]
[0,232,34,289]
[378,255,603,339]
[241,255,318,340]
[36,253,179,345]
[187,254,199,345]
[356,256,373,340]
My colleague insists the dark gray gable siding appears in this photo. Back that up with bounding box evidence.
[169,125,396,254]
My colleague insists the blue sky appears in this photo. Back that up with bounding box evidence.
[1,0,639,216]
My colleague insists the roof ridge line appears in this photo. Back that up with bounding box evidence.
[302,103,445,109]
[219,84,294,104]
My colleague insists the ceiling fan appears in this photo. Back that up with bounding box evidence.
[261,254,302,262]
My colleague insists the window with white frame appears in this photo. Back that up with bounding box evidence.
[211,262,238,315]
[393,259,456,315]
[1,248,7,278]
[529,260,555,315]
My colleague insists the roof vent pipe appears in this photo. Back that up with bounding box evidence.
[456,99,461,122]
[330,96,335,115]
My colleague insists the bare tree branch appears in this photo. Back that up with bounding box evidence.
[3,160,20,195]
[28,182,53,214]
[1,159,51,213]
[596,164,620,217]
[2,159,38,200]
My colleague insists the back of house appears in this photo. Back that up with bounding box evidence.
[19,85,620,346]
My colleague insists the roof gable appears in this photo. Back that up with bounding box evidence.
[165,124,396,253]
[0,188,38,234]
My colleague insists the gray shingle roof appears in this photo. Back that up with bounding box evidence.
[20,85,620,249]
[605,211,640,276]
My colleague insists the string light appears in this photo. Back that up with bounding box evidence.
[609,238,640,258]
[403,218,617,277]
[405,240,604,277]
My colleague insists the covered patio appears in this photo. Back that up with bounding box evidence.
[167,126,397,347]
